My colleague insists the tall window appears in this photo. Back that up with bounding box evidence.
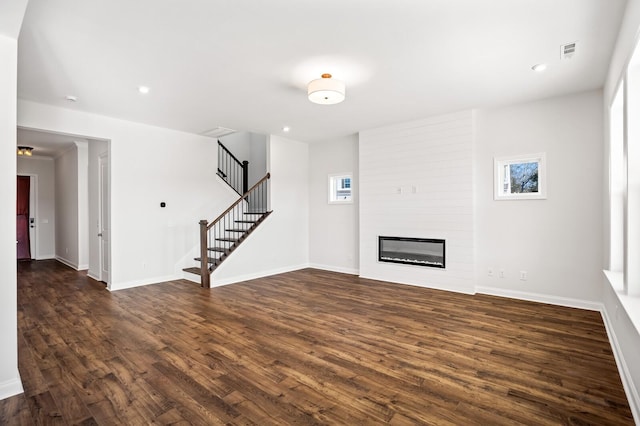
[627,41,640,297]
[610,82,624,276]
[608,38,640,297]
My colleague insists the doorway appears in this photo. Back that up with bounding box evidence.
[16,175,31,260]
[16,127,111,282]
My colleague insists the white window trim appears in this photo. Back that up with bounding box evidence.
[328,173,353,204]
[494,153,547,201]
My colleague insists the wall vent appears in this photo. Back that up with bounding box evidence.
[201,126,236,138]
[561,42,577,60]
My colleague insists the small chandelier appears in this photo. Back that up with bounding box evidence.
[308,73,345,105]
[17,146,34,156]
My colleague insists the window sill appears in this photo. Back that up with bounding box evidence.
[603,270,640,335]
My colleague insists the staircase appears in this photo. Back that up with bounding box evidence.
[183,173,272,288]
[217,140,248,195]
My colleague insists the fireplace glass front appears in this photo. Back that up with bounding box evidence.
[378,236,445,268]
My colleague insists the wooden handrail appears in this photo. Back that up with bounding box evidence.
[207,173,271,231]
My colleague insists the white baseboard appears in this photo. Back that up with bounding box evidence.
[36,254,55,260]
[475,286,602,311]
[308,263,359,275]
[86,271,101,281]
[210,264,309,287]
[0,374,23,400]
[601,306,640,425]
[108,274,180,291]
[55,256,78,270]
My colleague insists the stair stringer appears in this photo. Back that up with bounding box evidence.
[208,210,307,287]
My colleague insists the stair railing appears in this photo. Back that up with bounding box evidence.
[218,140,249,195]
[199,173,271,288]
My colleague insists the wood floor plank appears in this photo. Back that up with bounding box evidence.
[3,260,634,425]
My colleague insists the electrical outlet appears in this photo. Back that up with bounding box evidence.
[499,269,505,278]
[519,271,528,281]
[488,267,494,277]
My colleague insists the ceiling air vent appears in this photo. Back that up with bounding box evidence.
[201,126,236,138]
[561,42,577,60]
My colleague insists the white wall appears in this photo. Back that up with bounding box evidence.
[249,132,267,187]
[220,131,268,188]
[220,132,251,165]
[18,100,236,290]
[359,111,475,294]
[88,139,108,280]
[603,0,640,419]
[475,90,604,308]
[211,135,309,284]
[54,144,80,268]
[17,156,55,259]
[0,33,23,399]
[309,135,359,274]
[77,141,89,270]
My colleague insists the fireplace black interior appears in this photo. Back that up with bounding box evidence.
[378,236,445,268]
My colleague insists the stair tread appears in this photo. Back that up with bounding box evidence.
[195,257,222,264]
[235,220,256,224]
[207,247,229,253]
[225,228,248,233]
[216,237,239,242]
[244,212,268,215]
[183,267,202,275]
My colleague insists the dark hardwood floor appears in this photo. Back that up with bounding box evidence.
[0,260,633,425]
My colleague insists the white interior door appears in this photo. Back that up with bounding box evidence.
[98,153,110,283]
[28,175,37,259]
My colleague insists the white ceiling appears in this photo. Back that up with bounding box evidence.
[17,128,86,158]
[16,0,627,143]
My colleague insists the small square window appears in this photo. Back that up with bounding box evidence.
[329,173,353,204]
[494,153,546,200]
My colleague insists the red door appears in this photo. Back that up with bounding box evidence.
[17,176,31,260]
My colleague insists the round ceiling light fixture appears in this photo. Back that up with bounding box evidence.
[308,73,345,105]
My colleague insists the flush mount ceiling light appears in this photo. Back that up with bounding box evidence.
[308,73,345,105]
[17,146,34,156]
[138,85,150,94]
[65,95,77,102]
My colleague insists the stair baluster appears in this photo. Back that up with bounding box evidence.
[186,173,272,288]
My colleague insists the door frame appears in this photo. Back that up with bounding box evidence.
[98,152,110,285]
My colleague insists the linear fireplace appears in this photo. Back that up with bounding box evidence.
[378,236,445,268]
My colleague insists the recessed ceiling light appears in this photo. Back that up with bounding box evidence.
[65,95,77,102]
[138,86,150,94]
[532,64,547,72]
[282,126,290,132]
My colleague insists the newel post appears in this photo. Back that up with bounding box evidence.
[199,219,210,288]
[242,160,249,194]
